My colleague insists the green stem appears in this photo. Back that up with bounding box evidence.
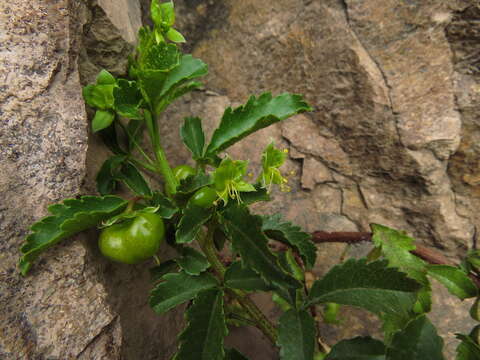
[129,157,158,173]
[198,225,278,345]
[144,109,178,195]
[118,120,155,165]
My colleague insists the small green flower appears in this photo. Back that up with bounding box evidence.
[213,157,256,204]
[259,142,289,192]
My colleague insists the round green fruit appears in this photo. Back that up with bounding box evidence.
[99,213,165,264]
[173,165,196,182]
[190,186,217,208]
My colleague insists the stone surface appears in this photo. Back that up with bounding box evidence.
[3,0,480,358]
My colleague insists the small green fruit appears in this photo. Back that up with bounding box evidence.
[99,213,165,264]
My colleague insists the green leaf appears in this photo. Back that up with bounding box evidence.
[159,54,208,98]
[306,259,420,324]
[456,333,480,360]
[370,224,431,318]
[149,271,218,314]
[181,117,205,159]
[262,213,317,269]
[177,173,213,195]
[278,309,316,360]
[151,1,175,28]
[176,289,227,360]
[219,205,301,290]
[92,110,115,133]
[325,337,386,360]
[116,162,152,197]
[205,92,311,157]
[141,42,180,72]
[83,84,115,110]
[236,186,270,205]
[113,79,143,119]
[176,247,210,275]
[96,155,126,195]
[224,261,272,292]
[176,204,213,243]
[167,28,186,43]
[96,69,116,85]
[20,196,128,275]
[225,348,249,360]
[371,224,427,285]
[150,260,178,283]
[149,192,179,219]
[426,265,478,300]
[386,315,444,360]
[168,81,203,104]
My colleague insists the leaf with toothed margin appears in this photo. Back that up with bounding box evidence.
[175,289,227,360]
[306,258,421,332]
[219,204,301,291]
[149,271,218,314]
[205,92,312,158]
[19,196,128,275]
[262,213,317,269]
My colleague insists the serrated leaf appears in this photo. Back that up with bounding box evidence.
[92,110,115,133]
[149,192,179,219]
[371,224,427,285]
[236,186,270,205]
[176,204,213,243]
[20,196,128,275]
[205,92,311,157]
[142,42,180,72]
[83,84,115,110]
[168,81,203,102]
[371,224,431,319]
[225,348,249,360]
[427,265,478,300]
[167,28,185,43]
[278,309,316,360]
[116,162,152,197]
[181,117,205,159]
[159,54,208,98]
[456,333,480,360]
[149,271,218,314]
[177,173,213,195]
[113,79,143,119]
[96,155,126,195]
[306,259,420,324]
[176,247,210,275]
[325,337,386,360]
[386,315,444,360]
[219,205,301,290]
[224,261,272,292]
[262,213,316,269]
[150,260,179,283]
[96,69,116,85]
[176,289,227,360]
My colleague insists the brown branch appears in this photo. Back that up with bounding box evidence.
[311,231,480,289]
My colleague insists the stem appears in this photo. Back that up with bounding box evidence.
[129,157,159,173]
[144,109,178,195]
[198,225,278,345]
[118,120,155,165]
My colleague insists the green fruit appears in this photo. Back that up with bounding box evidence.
[173,165,196,182]
[190,187,217,208]
[99,213,165,264]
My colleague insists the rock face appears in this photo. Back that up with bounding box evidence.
[2,0,480,358]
